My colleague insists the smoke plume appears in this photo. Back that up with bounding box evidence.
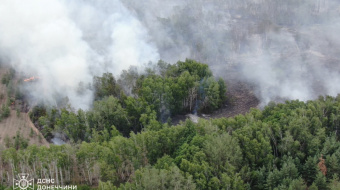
[1,0,340,109]
[0,0,159,109]
[122,0,340,106]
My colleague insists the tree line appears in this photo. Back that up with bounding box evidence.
[29,59,226,141]
[2,95,340,189]
[1,60,340,189]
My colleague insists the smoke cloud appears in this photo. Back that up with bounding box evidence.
[1,0,340,109]
[122,0,340,106]
[0,0,159,109]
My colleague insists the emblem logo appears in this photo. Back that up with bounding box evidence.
[13,173,34,190]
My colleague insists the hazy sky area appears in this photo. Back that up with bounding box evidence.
[0,0,340,109]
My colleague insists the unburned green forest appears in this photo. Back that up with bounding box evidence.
[1,60,340,190]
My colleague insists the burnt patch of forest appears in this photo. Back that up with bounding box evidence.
[211,80,259,118]
[172,80,260,124]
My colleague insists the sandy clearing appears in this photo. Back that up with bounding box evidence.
[0,66,49,147]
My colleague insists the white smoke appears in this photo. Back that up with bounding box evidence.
[0,0,159,109]
[1,0,340,109]
[121,0,340,106]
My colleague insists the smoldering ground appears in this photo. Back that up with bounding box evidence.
[125,0,340,106]
[1,0,340,109]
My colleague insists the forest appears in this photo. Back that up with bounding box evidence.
[0,60,340,190]
[1,0,340,189]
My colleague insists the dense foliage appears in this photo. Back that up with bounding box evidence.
[29,59,226,140]
[2,95,340,189]
[1,61,340,189]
